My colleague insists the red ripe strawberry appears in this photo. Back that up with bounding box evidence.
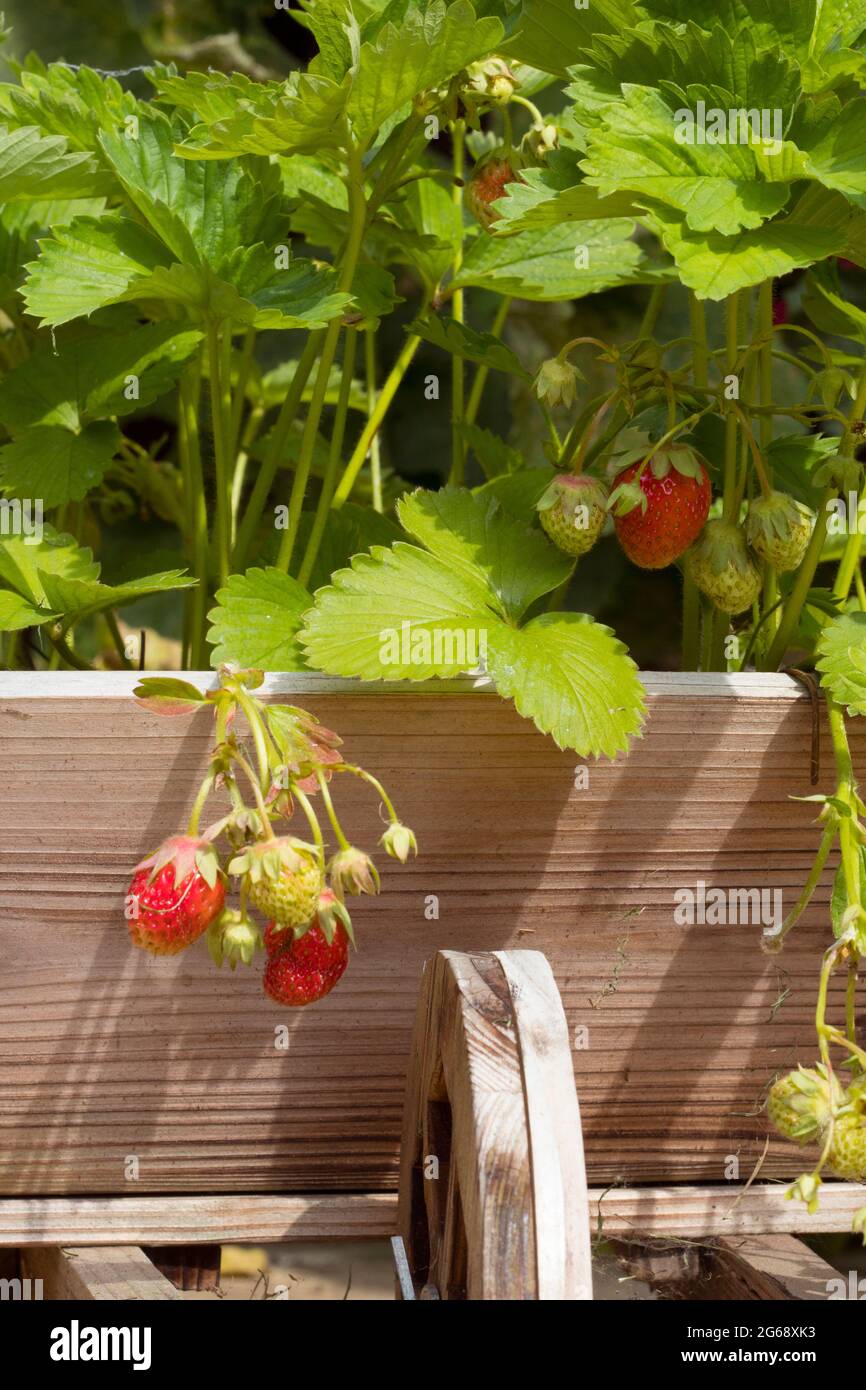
[127,835,224,955]
[263,888,352,956]
[611,444,711,569]
[263,922,350,1006]
[465,154,523,229]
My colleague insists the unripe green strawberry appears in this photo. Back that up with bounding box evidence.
[687,519,762,614]
[827,1111,866,1181]
[767,1066,837,1144]
[537,474,609,557]
[228,836,323,927]
[745,491,814,572]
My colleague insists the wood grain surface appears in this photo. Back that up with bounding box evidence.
[0,672,861,1196]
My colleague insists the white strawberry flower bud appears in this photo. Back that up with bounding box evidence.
[534,357,581,410]
[381,822,418,863]
[329,846,380,899]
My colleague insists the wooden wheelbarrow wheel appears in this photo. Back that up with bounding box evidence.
[397,950,593,1300]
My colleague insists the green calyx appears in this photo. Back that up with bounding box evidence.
[207,908,262,969]
[227,835,318,883]
[767,1064,844,1144]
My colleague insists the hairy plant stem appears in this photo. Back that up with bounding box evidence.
[178,357,208,668]
[766,366,866,669]
[229,327,256,460]
[230,403,264,545]
[233,330,323,570]
[316,769,350,851]
[683,292,708,670]
[298,329,359,588]
[757,280,780,651]
[207,321,233,589]
[340,762,399,823]
[829,697,861,905]
[186,770,216,837]
[276,147,368,574]
[638,284,667,340]
[291,784,326,870]
[709,292,741,669]
[365,327,383,512]
[763,822,835,952]
[448,119,466,486]
[762,485,835,671]
[331,333,421,507]
[465,295,511,427]
[832,365,866,602]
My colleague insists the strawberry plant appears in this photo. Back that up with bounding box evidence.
[3,0,866,1229]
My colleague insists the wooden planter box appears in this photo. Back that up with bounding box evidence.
[0,671,855,1202]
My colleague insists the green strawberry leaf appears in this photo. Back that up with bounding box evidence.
[0,60,142,151]
[462,423,524,479]
[0,421,120,508]
[38,567,197,625]
[474,467,559,520]
[0,589,59,631]
[493,152,639,232]
[397,487,571,621]
[802,98,866,206]
[644,203,845,300]
[581,86,791,237]
[816,610,866,715]
[22,213,168,326]
[0,323,202,430]
[293,503,402,594]
[504,0,636,77]
[409,313,529,378]
[452,220,643,300]
[0,524,99,608]
[485,611,645,756]
[207,567,311,670]
[830,849,866,938]
[175,71,353,159]
[99,114,284,268]
[347,0,504,147]
[300,542,494,680]
[132,676,208,717]
[0,124,112,201]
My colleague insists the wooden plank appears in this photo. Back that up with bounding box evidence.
[0,1194,397,1246]
[20,1245,182,1300]
[0,675,854,1193]
[610,1233,842,1300]
[0,671,808,700]
[2,1184,864,1246]
[591,1183,866,1237]
[708,1235,845,1300]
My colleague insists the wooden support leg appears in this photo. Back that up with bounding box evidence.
[397,950,593,1301]
[612,1234,847,1301]
[20,1246,184,1300]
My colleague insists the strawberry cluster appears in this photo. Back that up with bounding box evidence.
[125,668,417,1007]
[534,421,814,618]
